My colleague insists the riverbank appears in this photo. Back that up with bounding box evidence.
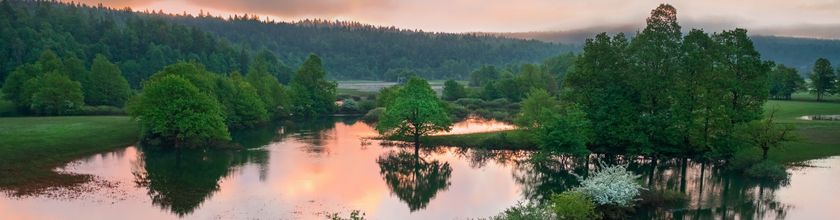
[424,99,840,163]
[0,116,139,195]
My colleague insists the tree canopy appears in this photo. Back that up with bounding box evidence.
[376,77,452,149]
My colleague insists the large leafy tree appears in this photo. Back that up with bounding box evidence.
[377,77,452,151]
[290,54,337,117]
[129,74,230,147]
[247,57,291,117]
[628,3,684,150]
[468,66,501,87]
[768,64,804,100]
[441,79,467,101]
[809,58,837,101]
[714,28,771,125]
[376,151,452,212]
[517,89,590,157]
[27,72,84,115]
[565,33,645,154]
[215,73,269,128]
[83,54,131,107]
[675,29,725,153]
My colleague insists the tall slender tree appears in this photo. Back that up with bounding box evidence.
[809,58,837,101]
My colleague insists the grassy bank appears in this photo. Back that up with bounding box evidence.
[765,99,840,163]
[0,116,139,194]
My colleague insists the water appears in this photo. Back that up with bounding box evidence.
[1,117,839,219]
[798,115,840,121]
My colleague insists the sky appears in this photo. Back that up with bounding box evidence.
[68,0,840,38]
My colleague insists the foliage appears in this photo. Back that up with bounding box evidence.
[442,79,467,101]
[361,107,385,123]
[745,160,788,180]
[575,163,642,207]
[565,4,771,157]
[290,54,337,116]
[27,72,85,115]
[739,110,797,159]
[375,85,401,107]
[548,191,598,220]
[376,151,452,211]
[637,189,688,208]
[339,99,361,114]
[768,64,805,100]
[469,66,502,87]
[487,201,554,220]
[217,74,269,128]
[516,89,591,156]
[728,147,762,171]
[809,58,837,101]
[376,77,452,146]
[246,58,291,118]
[128,75,230,147]
[515,89,559,128]
[83,54,131,107]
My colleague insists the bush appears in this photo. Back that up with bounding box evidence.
[454,98,485,109]
[549,191,598,220]
[357,99,376,113]
[575,163,642,207]
[728,147,762,171]
[488,201,553,220]
[339,99,360,114]
[487,98,511,108]
[75,105,125,115]
[745,160,788,180]
[362,107,385,122]
[0,96,19,116]
[447,103,470,120]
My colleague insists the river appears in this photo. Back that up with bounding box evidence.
[0,117,837,219]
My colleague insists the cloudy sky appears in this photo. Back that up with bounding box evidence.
[69,0,840,38]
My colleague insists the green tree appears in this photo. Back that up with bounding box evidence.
[768,64,804,100]
[628,3,683,150]
[2,64,38,110]
[468,66,500,87]
[565,33,645,154]
[549,191,597,220]
[216,73,269,128]
[376,85,401,107]
[740,110,796,160]
[27,72,84,115]
[809,58,837,101]
[441,79,467,101]
[84,54,131,107]
[376,77,452,151]
[247,58,291,117]
[129,75,229,147]
[517,89,590,157]
[516,64,558,95]
[714,29,771,125]
[290,54,337,116]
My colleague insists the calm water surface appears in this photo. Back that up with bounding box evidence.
[1,117,838,219]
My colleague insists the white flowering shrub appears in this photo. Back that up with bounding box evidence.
[575,163,642,207]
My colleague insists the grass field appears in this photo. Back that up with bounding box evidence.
[765,96,840,163]
[0,116,139,194]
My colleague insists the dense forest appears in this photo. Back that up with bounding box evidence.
[0,0,574,85]
[497,30,840,75]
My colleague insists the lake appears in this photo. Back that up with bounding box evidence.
[1,117,838,219]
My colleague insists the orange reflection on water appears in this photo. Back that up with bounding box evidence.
[433,117,515,136]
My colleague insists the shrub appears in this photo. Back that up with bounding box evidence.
[575,163,642,207]
[487,98,511,108]
[75,105,125,115]
[362,107,385,122]
[745,160,788,180]
[454,98,485,109]
[339,99,360,113]
[488,201,553,220]
[728,147,762,171]
[549,191,598,220]
[357,99,376,113]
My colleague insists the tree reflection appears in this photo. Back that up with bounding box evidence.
[131,147,267,217]
[376,150,453,212]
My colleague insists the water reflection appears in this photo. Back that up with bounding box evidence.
[2,117,839,219]
[131,146,269,216]
[377,150,453,211]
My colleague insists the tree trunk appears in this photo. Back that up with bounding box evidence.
[762,146,769,160]
[414,133,420,155]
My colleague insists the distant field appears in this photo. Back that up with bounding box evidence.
[336,80,467,96]
[765,97,840,163]
[0,116,139,193]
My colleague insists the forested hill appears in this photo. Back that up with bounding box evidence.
[0,0,575,85]
[495,30,840,74]
[751,36,840,73]
[165,17,577,80]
